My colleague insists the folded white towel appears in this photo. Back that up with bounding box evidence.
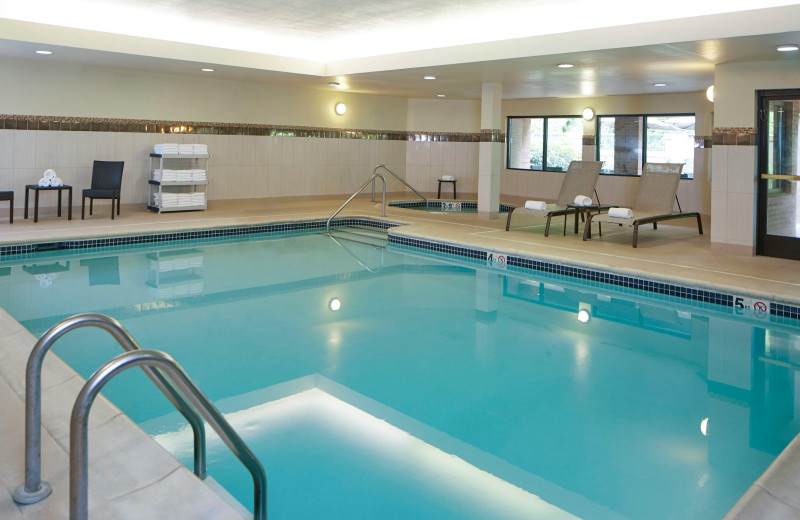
[441,175,455,181]
[573,195,592,206]
[38,178,52,187]
[608,207,634,219]
[43,169,57,180]
[524,200,547,211]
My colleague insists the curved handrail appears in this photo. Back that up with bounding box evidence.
[372,164,427,203]
[327,234,384,273]
[326,173,386,233]
[12,313,206,505]
[71,349,267,520]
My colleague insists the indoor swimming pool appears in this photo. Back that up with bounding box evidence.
[2,228,799,520]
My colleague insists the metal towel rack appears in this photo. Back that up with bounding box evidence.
[71,349,267,520]
[12,313,207,504]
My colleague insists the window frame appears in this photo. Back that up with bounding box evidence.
[505,115,584,172]
[595,112,696,179]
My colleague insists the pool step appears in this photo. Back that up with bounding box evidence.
[327,226,388,247]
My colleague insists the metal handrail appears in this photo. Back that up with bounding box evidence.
[12,313,207,505]
[327,234,385,273]
[371,164,427,204]
[71,349,267,520]
[326,173,386,233]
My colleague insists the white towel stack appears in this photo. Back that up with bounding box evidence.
[192,144,208,155]
[178,144,195,155]
[154,143,180,155]
[154,169,206,182]
[573,195,592,206]
[154,192,179,208]
[191,192,206,206]
[608,207,634,219]
[524,200,547,211]
[37,169,64,187]
[441,175,455,181]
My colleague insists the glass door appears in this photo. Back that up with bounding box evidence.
[757,90,800,260]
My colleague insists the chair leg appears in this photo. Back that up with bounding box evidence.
[81,196,86,219]
[9,198,13,224]
[583,214,594,241]
[117,197,120,216]
[505,208,515,231]
[544,215,552,237]
[89,199,93,216]
[633,222,640,248]
[653,222,658,230]
[696,214,703,235]
[111,199,115,220]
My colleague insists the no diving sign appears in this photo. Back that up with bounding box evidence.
[487,251,507,269]
[734,296,770,319]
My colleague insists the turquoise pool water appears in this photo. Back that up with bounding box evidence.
[3,231,800,519]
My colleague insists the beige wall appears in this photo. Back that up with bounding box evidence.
[0,57,408,130]
[501,92,713,215]
[715,60,800,128]
[406,99,481,133]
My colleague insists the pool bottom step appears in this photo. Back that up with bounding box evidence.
[326,226,389,247]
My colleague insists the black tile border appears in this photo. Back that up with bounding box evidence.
[387,235,800,321]
[3,217,798,321]
[0,218,397,259]
[388,200,514,213]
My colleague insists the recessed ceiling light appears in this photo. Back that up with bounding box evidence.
[423,75,436,80]
[329,81,340,87]
[437,94,446,98]
[334,102,347,115]
[777,44,799,52]
[35,50,52,55]
[653,82,667,87]
[201,68,214,72]
[557,63,573,68]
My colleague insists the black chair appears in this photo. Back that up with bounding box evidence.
[82,161,124,220]
[0,191,13,223]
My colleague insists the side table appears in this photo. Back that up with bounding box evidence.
[24,185,73,223]
[437,179,457,199]
[566,203,615,236]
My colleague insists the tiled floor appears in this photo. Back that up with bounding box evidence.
[1,193,800,519]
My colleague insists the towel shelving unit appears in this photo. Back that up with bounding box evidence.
[147,152,209,213]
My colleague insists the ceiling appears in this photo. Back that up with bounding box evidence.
[0,0,798,100]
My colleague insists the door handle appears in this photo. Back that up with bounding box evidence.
[761,174,800,181]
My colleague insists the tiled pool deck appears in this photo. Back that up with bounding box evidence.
[1,194,799,519]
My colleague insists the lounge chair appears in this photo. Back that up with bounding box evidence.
[505,160,605,235]
[582,163,702,247]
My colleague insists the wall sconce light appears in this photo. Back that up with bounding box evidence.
[706,85,715,103]
[582,108,595,121]
[329,298,341,311]
[334,102,347,116]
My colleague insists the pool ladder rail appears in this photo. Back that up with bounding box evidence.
[12,313,268,520]
[326,164,427,234]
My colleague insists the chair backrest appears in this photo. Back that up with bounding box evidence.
[633,163,684,214]
[555,160,604,206]
[91,161,125,190]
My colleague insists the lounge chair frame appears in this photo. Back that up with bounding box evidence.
[582,163,703,247]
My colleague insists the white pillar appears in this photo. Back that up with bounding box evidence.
[478,83,502,219]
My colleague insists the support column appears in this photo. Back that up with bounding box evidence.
[478,83,502,219]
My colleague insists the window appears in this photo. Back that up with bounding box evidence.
[507,116,583,172]
[596,113,695,178]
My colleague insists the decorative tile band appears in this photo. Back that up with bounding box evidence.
[479,129,506,143]
[582,136,596,146]
[386,234,800,320]
[0,218,397,258]
[712,127,757,146]
[694,136,712,148]
[0,114,485,142]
